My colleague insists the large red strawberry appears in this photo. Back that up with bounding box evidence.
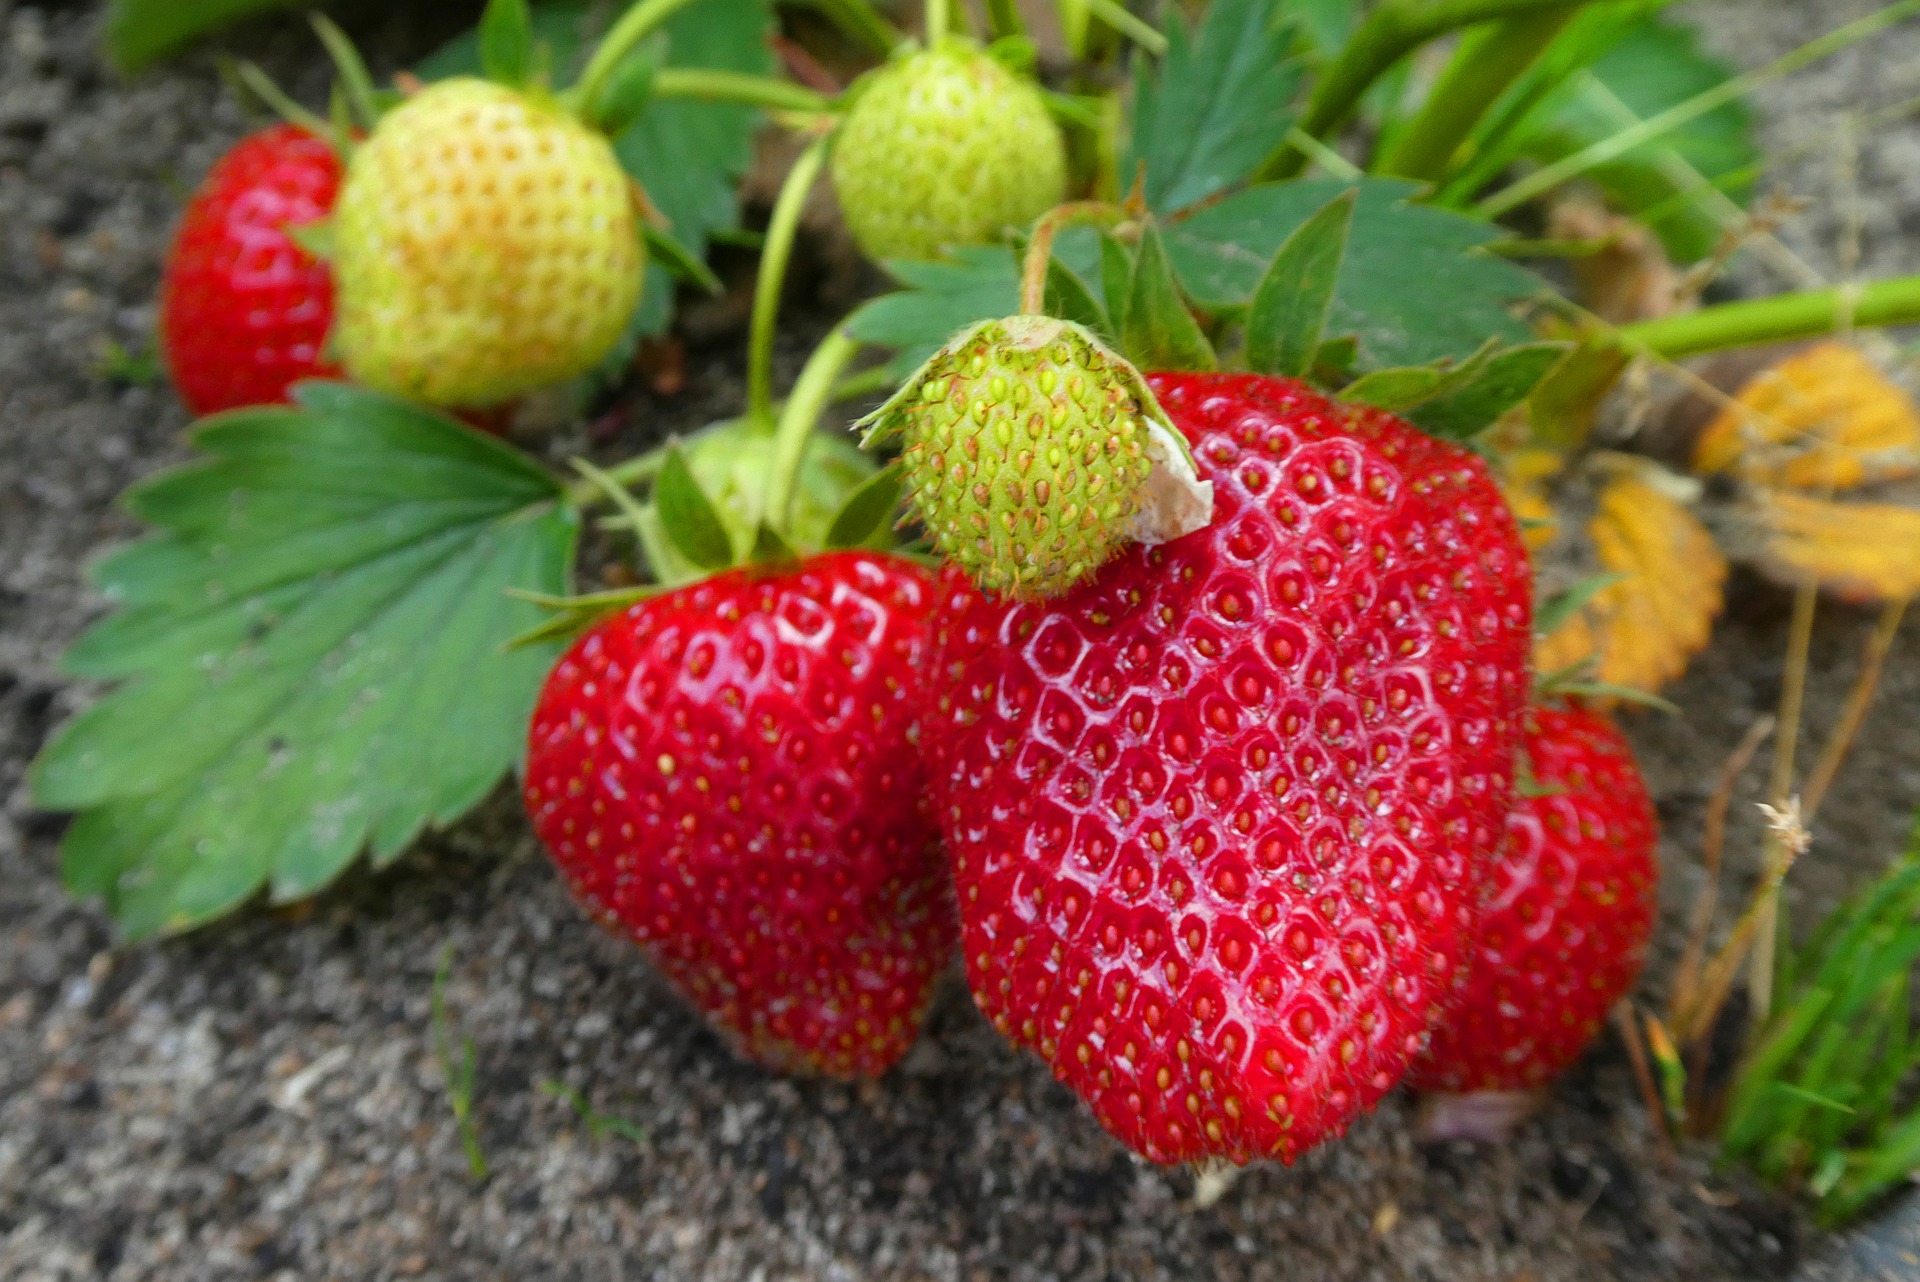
[1411,702,1659,1095]
[160,125,342,415]
[523,552,957,1078]
[922,371,1533,1164]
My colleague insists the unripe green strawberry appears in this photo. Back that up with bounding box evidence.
[830,42,1068,263]
[859,316,1213,599]
[332,78,644,408]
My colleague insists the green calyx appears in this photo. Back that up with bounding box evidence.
[859,315,1210,600]
[630,422,888,588]
[830,39,1068,263]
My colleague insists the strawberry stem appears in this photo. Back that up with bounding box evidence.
[1372,7,1575,183]
[1614,275,1920,359]
[651,69,838,115]
[816,0,908,56]
[761,327,865,540]
[1081,0,1168,56]
[1019,202,1125,315]
[572,0,705,118]
[747,133,833,434]
[1260,0,1585,182]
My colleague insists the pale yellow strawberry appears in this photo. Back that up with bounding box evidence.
[332,79,644,407]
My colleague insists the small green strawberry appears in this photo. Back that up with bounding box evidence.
[858,315,1212,599]
[332,78,645,408]
[830,41,1068,263]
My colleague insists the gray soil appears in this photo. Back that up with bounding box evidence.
[3,2,1918,1279]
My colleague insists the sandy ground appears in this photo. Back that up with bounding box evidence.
[2,1,1918,1279]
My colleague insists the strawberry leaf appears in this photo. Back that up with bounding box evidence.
[1406,342,1568,439]
[29,384,577,939]
[653,446,735,572]
[847,247,1020,377]
[1244,189,1354,378]
[824,463,904,550]
[1166,177,1542,369]
[1122,0,1305,213]
[1123,222,1217,372]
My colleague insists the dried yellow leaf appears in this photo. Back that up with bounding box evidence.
[1694,343,1920,490]
[1536,470,1727,695]
[1502,448,1564,553]
[1753,490,1920,603]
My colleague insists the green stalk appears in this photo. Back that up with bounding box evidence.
[747,133,833,434]
[650,69,838,114]
[817,0,909,56]
[762,327,865,538]
[1373,6,1578,182]
[1083,0,1168,56]
[571,0,707,114]
[984,0,1024,41]
[1616,276,1920,360]
[926,0,949,46]
[1260,0,1583,180]
[1478,0,1920,217]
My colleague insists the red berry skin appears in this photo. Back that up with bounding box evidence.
[523,552,958,1079]
[1410,704,1659,1094]
[923,372,1533,1165]
[160,125,342,416]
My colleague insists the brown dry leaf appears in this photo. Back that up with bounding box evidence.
[1750,489,1920,603]
[1502,448,1565,553]
[1548,198,1688,325]
[1693,342,1920,490]
[1535,465,1728,695]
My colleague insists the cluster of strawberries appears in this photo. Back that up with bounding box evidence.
[524,366,1660,1167]
[155,33,1659,1170]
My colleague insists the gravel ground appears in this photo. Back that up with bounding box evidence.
[2,2,1918,1279]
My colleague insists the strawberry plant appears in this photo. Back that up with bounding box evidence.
[35,0,1920,1227]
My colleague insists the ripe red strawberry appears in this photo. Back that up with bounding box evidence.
[160,125,342,416]
[1410,703,1659,1094]
[523,552,957,1078]
[922,372,1533,1164]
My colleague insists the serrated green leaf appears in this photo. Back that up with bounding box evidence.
[1165,178,1541,369]
[1244,189,1354,378]
[1122,0,1305,213]
[480,0,535,86]
[1123,222,1216,372]
[1407,342,1568,438]
[824,463,903,550]
[32,383,575,938]
[106,0,304,71]
[654,445,735,572]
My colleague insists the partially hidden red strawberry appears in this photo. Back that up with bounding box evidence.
[1410,702,1659,1095]
[160,125,342,415]
[524,551,957,1078]
[922,372,1534,1164]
